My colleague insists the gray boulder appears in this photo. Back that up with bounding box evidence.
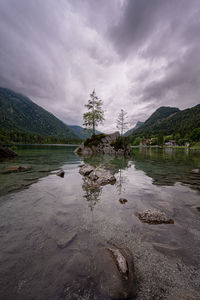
[56,170,65,177]
[80,164,116,186]
[136,209,174,224]
[95,246,137,299]
[79,164,95,176]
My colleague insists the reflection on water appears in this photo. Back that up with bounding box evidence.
[0,145,80,196]
[82,177,102,211]
[133,147,200,191]
[0,146,200,299]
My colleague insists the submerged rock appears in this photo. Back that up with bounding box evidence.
[56,170,65,177]
[3,165,31,174]
[153,243,181,257]
[119,198,128,204]
[95,246,136,299]
[79,164,116,186]
[79,164,95,176]
[136,209,174,224]
[57,233,77,249]
[0,146,17,159]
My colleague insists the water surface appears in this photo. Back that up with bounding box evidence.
[0,146,200,299]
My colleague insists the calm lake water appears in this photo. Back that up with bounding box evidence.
[0,146,200,299]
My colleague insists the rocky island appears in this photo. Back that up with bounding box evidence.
[75,132,131,156]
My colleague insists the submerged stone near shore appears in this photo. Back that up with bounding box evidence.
[3,165,31,174]
[56,170,65,177]
[95,246,137,299]
[136,209,174,224]
[75,132,131,156]
[0,146,17,159]
[119,198,128,204]
[79,164,116,186]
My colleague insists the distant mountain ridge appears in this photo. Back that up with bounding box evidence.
[128,105,200,140]
[68,125,102,139]
[0,87,79,140]
[124,121,144,136]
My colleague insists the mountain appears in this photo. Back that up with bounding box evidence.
[129,105,200,141]
[124,121,144,136]
[0,87,79,140]
[68,125,102,139]
[143,106,180,127]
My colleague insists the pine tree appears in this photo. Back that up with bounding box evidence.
[116,109,129,135]
[83,90,104,136]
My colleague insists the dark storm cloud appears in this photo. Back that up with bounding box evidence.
[110,0,200,112]
[0,0,200,132]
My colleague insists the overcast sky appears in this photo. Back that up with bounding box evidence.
[0,0,200,133]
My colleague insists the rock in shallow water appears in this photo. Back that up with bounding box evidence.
[119,198,128,204]
[56,170,65,177]
[136,209,174,224]
[79,164,95,176]
[57,233,77,249]
[95,247,137,299]
[79,164,116,186]
[3,165,31,174]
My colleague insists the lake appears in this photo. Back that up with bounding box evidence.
[0,145,200,299]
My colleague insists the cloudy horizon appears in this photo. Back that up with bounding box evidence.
[0,0,200,133]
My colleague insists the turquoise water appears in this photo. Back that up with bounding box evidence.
[0,146,200,299]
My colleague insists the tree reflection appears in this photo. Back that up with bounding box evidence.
[82,177,102,211]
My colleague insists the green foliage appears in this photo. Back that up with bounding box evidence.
[83,90,104,135]
[0,127,81,145]
[111,136,129,151]
[157,133,164,146]
[190,128,200,142]
[0,87,79,140]
[84,133,106,148]
[133,137,141,146]
[129,105,200,144]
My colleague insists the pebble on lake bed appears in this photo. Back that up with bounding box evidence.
[119,198,128,204]
[136,209,174,224]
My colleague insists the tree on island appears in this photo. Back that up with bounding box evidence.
[83,90,104,136]
[116,109,129,135]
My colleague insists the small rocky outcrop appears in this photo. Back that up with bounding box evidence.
[79,164,95,176]
[0,146,17,159]
[79,164,116,186]
[95,246,136,299]
[3,165,31,174]
[136,209,174,224]
[56,170,65,177]
[119,198,128,204]
[75,132,131,156]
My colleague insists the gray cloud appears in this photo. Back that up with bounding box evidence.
[0,0,200,133]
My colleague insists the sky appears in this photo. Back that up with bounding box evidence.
[0,0,200,133]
